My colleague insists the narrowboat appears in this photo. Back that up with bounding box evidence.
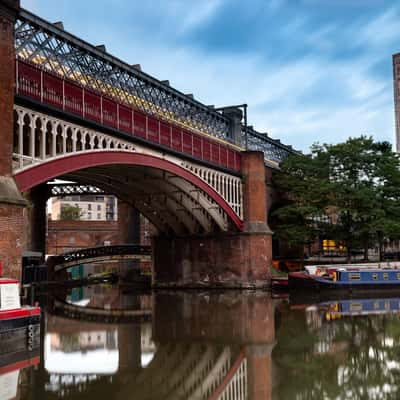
[289,262,400,293]
[0,278,40,345]
[322,297,400,320]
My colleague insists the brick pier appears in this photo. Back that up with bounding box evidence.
[152,151,273,289]
[0,0,26,280]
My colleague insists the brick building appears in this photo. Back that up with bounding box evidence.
[46,216,151,255]
[393,53,400,152]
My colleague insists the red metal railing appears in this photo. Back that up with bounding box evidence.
[16,59,241,172]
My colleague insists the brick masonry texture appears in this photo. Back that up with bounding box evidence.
[152,233,272,288]
[152,151,273,288]
[0,1,25,280]
[0,6,17,176]
[47,217,150,254]
[0,204,26,280]
[47,220,121,254]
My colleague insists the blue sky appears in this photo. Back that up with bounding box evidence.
[21,0,400,152]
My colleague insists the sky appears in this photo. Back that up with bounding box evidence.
[21,0,400,152]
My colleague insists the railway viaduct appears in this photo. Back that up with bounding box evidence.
[0,0,297,288]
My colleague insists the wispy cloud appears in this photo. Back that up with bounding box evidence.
[178,0,224,34]
[20,0,399,152]
[357,7,400,48]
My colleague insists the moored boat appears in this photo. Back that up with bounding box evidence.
[0,278,40,345]
[289,262,400,293]
[271,277,289,291]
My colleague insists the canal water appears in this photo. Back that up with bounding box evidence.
[5,278,400,399]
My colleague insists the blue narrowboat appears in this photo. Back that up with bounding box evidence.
[322,298,400,319]
[289,263,400,293]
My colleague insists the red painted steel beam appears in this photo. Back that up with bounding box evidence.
[16,59,242,172]
[15,151,244,230]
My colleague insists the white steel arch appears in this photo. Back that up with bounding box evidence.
[12,105,244,232]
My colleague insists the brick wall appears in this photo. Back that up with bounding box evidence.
[47,220,121,254]
[0,1,19,176]
[0,204,26,279]
[46,218,150,254]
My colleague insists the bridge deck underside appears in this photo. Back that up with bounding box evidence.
[57,164,229,235]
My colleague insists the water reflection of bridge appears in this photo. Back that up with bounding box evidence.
[33,289,276,400]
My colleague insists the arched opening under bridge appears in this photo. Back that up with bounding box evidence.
[15,151,244,236]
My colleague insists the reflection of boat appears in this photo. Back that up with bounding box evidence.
[271,277,289,291]
[0,348,40,400]
[0,279,40,342]
[289,263,400,293]
[321,298,400,320]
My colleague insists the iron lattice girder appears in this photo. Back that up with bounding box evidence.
[50,184,106,197]
[15,8,298,163]
[243,127,297,163]
[15,9,230,140]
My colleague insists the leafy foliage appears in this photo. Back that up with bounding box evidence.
[273,136,400,260]
[60,204,82,221]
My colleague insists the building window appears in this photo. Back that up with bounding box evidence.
[97,213,101,219]
[97,205,101,211]
[349,303,362,312]
[383,273,389,280]
[88,204,92,210]
[88,212,91,220]
[349,273,360,280]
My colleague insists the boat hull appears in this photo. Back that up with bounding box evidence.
[289,271,400,293]
[0,308,40,354]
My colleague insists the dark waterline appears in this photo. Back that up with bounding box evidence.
[6,282,400,399]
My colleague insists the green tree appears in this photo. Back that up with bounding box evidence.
[59,204,82,220]
[273,136,400,262]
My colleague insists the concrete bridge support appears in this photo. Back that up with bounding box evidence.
[152,151,272,289]
[0,0,26,279]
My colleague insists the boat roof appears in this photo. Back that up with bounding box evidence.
[0,278,19,284]
[306,262,400,270]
